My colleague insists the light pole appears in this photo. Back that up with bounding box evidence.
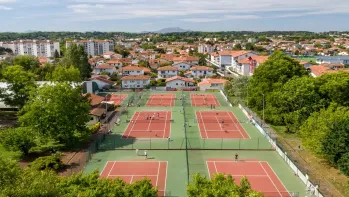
[262,93,265,127]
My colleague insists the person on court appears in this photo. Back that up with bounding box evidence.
[235,153,239,161]
[144,150,148,159]
[136,149,139,156]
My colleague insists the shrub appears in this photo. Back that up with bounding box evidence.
[29,153,64,172]
[338,152,349,176]
[89,122,100,133]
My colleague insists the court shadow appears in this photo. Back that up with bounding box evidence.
[97,133,137,150]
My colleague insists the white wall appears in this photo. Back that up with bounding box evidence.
[220,55,232,67]
[166,79,194,88]
[122,70,144,76]
[173,63,192,70]
[191,70,213,78]
[122,79,150,88]
[158,70,178,78]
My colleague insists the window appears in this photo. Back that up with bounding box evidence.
[176,83,178,85]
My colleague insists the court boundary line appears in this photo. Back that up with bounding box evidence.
[225,111,245,138]
[164,161,168,193]
[156,161,160,186]
[262,161,291,196]
[146,94,176,107]
[100,161,111,176]
[227,111,251,139]
[258,161,282,196]
[126,112,141,138]
[108,161,117,177]
[190,93,221,107]
[197,111,208,138]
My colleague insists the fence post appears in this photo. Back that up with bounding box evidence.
[150,138,152,150]
[257,138,260,149]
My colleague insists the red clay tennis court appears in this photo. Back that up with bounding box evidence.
[122,111,172,139]
[190,94,220,107]
[110,94,128,105]
[146,94,176,107]
[206,159,290,197]
[196,111,249,139]
[100,161,167,196]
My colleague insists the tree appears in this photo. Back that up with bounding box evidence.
[0,65,37,109]
[270,77,323,132]
[247,51,308,122]
[233,44,242,50]
[54,49,60,58]
[0,127,36,156]
[0,156,21,190]
[62,44,92,80]
[19,82,91,147]
[299,104,348,155]
[46,65,82,82]
[198,56,207,66]
[13,55,40,71]
[187,174,264,197]
[34,63,55,81]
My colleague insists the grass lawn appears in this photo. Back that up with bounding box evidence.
[295,57,317,63]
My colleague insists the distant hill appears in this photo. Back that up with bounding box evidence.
[142,27,191,34]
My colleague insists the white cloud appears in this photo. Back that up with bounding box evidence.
[0,5,12,10]
[0,0,15,3]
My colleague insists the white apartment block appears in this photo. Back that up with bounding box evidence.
[198,44,214,54]
[0,40,60,57]
[66,40,114,57]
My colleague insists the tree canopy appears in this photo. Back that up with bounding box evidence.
[62,44,91,80]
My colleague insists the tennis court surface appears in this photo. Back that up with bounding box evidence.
[122,111,172,139]
[207,159,290,197]
[196,111,250,139]
[190,94,220,107]
[109,94,128,105]
[100,160,167,196]
[146,94,176,107]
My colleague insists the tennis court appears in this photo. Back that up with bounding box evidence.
[110,94,128,105]
[190,94,220,107]
[100,160,167,196]
[122,111,172,139]
[206,159,290,197]
[146,94,176,107]
[196,111,250,139]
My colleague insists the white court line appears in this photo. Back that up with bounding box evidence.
[108,175,158,177]
[107,161,117,177]
[215,116,224,131]
[100,161,111,176]
[163,111,168,138]
[208,160,262,163]
[205,129,239,132]
[146,112,153,131]
[227,112,250,139]
[130,175,134,184]
[132,130,165,132]
[205,161,212,179]
[164,161,168,192]
[126,112,141,138]
[259,161,282,197]
[198,111,209,138]
[121,112,137,139]
[262,162,290,194]
[213,161,219,174]
[156,161,160,186]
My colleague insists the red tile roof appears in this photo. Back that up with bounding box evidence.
[190,66,214,71]
[165,76,194,83]
[84,93,105,106]
[198,78,227,86]
[173,56,199,62]
[121,75,151,81]
[95,63,115,69]
[90,76,115,85]
[238,56,269,64]
[120,66,144,71]
[158,66,179,71]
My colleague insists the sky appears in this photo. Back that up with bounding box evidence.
[0,0,349,32]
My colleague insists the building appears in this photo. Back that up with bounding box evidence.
[316,56,349,64]
[198,78,227,91]
[121,75,151,89]
[93,64,117,75]
[165,76,195,89]
[309,64,348,77]
[106,59,123,69]
[119,66,144,76]
[173,56,199,65]
[236,56,269,76]
[172,62,193,71]
[0,40,60,57]
[157,66,179,79]
[66,40,114,57]
[89,76,115,89]
[198,44,215,54]
[190,66,214,78]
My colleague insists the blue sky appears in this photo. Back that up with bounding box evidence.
[0,0,349,32]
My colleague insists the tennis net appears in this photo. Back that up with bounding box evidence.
[193,119,248,123]
[126,119,174,123]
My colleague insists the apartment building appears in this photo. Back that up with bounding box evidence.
[0,40,60,57]
[198,44,215,54]
[66,40,114,56]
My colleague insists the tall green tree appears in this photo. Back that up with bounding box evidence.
[62,44,91,80]
[13,55,40,71]
[0,127,36,156]
[46,65,82,82]
[270,76,323,132]
[247,51,308,121]
[54,49,60,58]
[0,65,37,109]
[19,82,90,147]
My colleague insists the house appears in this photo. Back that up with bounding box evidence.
[190,66,214,78]
[184,71,192,78]
[103,51,116,59]
[89,107,106,125]
[160,54,176,62]
[236,56,269,76]
[85,93,105,108]
[231,50,257,68]
[121,75,151,89]
[165,76,195,89]
[309,64,348,77]
[299,61,313,70]
[157,66,179,79]
[106,59,123,69]
[119,66,144,76]
[89,76,115,89]
[173,56,199,65]
[198,78,227,91]
[172,62,194,71]
[316,56,349,64]
[93,63,117,75]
